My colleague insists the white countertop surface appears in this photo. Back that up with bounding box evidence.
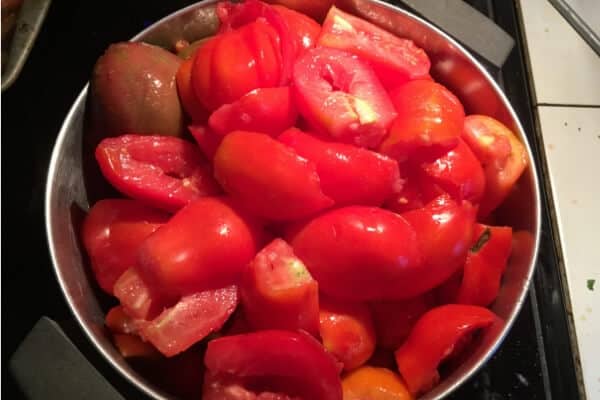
[518,0,600,398]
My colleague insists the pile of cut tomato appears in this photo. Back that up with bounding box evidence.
[81,1,530,398]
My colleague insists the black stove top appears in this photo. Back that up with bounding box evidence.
[1,1,582,399]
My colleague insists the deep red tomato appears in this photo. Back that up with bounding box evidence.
[209,87,297,137]
[400,194,476,298]
[272,4,321,54]
[140,285,239,357]
[241,238,319,336]
[394,304,499,395]
[188,124,223,160]
[176,57,208,123]
[204,330,343,400]
[319,296,376,371]
[462,115,528,217]
[278,127,402,206]
[113,267,175,320]
[289,206,422,300]
[191,20,281,111]
[318,6,430,88]
[417,137,486,204]
[213,131,334,221]
[95,134,221,212]
[292,47,397,148]
[137,197,265,296]
[81,199,168,294]
[379,80,465,162]
[370,294,434,350]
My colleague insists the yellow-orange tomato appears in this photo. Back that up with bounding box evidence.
[342,366,414,400]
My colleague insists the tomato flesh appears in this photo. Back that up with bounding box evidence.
[188,124,223,160]
[95,134,221,212]
[241,239,319,336]
[113,267,175,320]
[292,47,397,148]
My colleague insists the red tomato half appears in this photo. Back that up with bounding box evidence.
[395,304,499,395]
[188,124,223,160]
[204,330,342,400]
[209,87,297,137]
[81,199,168,294]
[138,197,265,296]
[292,47,397,148]
[319,297,376,371]
[241,239,319,336]
[214,131,334,221]
[290,206,422,300]
[140,285,239,357]
[462,115,528,217]
[379,80,465,162]
[400,194,476,298]
[95,135,221,212]
[279,127,402,206]
[273,4,321,54]
[318,6,430,88]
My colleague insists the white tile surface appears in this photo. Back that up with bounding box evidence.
[539,105,600,399]
[518,0,600,105]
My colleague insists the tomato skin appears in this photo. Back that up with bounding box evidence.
[400,194,476,298]
[379,80,465,162]
[462,115,528,217]
[188,124,223,160]
[81,199,168,294]
[241,239,319,336]
[204,330,343,400]
[279,127,402,206]
[191,21,281,111]
[342,366,414,400]
[176,57,208,123]
[140,285,239,357]
[318,6,430,88]
[137,197,265,296]
[95,134,221,212]
[272,4,321,54]
[370,295,433,350]
[292,47,397,148]
[319,297,376,371]
[290,206,422,301]
[209,87,297,137]
[394,304,499,395]
[113,267,174,320]
[417,138,486,204]
[214,131,334,221]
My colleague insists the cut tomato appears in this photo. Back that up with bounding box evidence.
[241,238,319,336]
[95,134,221,212]
[462,115,528,217]
[272,4,321,55]
[279,127,402,206]
[188,124,223,160]
[113,267,174,320]
[292,47,396,148]
[105,306,139,335]
[214,131,334,221]
[209,87,297,137]
[140,285,239,357]
[319,6,430,88]
[81,199,169,294]
[112,334,160,359]
[176,57,208,123]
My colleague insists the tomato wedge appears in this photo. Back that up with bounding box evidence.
[204,330,343,400]
[292,47,397,148]
[81,199,168,294]
[241,239,319,336]
[279,127,402,206]
[214,131,334,221]
[203,371,300,400]
[379,80,465,162]
[342,366,413,400]
[112,334,159,359]
[290,206,422,300]
[138,197,265,296]
[394,304,499,395]
[209,87,297,137]
[318,6,430,88]
[105,306,139,335]
[95,134,221,212]
[188,124,223,160]
[462,115,528,217]
[113,267,174,320]
[140,285,239,357]
[319,296,376,371]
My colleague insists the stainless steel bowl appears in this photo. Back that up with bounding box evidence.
[45,1,541,398]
